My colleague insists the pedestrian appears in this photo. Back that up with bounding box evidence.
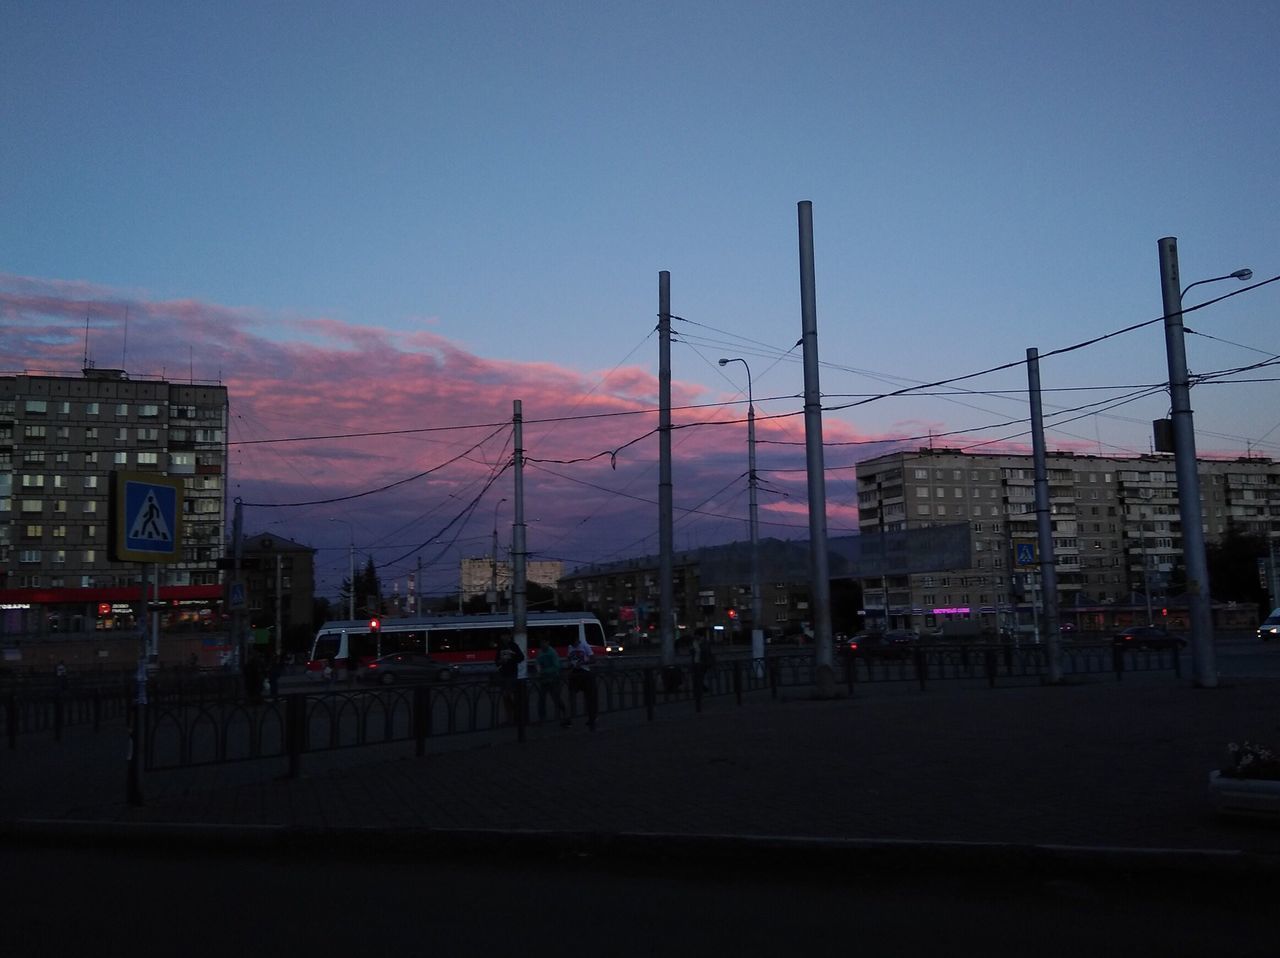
[268,655,282,699]
[691,635,712,692]
[245,652,264,704]
[494,635,525,724]
[567,634,597,730]
[323,658,335,688]
[535,637,569,727]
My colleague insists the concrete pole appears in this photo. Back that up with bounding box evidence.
[745,378,764,667]
[659,271,675,668]
[798,201,834,694]
[512,401,528,675]
[1157,237,1217,688]
[416,557,423,616]
[1026,348,1063,682]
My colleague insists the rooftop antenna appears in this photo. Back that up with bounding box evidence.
[82,311,93,369]
[189,346,194,383]
[121,304,129,371]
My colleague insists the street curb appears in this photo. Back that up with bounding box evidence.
[7,819,1280,885]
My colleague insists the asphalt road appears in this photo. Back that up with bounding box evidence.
[5,843,1274,958]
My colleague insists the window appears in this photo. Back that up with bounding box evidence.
[85,427,98,440]
[113,452,128,465]
[21,475,44,488]
[52,550,66,564]
[24,399,47,414]
[20,500,42,513]
[139,404,160,417]
[84,549,96,563]
[55,426,69,439]
[24,424,46,439]
[54,451,69,464]
[23,524,42,538]
[137,451,159,465]
[85,451,98,465]
[23,450,45,464]
[19,550,41,563]
[83,501,97,514]
[83,475,98,490]
[115,428,128,441]
[86,402,99,415]
[53,500,67,514]
[52,525,66,538]
[115,403,128,416]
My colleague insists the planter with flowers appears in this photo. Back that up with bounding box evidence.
[1209,742,1280,819]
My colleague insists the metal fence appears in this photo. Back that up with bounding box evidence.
[6,642,1182,765]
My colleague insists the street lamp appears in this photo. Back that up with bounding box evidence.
[491,497,508,614]
[329,517,355,620]
[1157,238,1251,689]
[718,357,764,667]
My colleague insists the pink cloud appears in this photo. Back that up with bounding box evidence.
[7,273,878,595]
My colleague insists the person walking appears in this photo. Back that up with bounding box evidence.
[495,635,525,725]
[567,634,598,730]
[535,637,569,727]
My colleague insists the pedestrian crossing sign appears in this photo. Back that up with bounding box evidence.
[110,472,184,563]
[1015,542,1037,567]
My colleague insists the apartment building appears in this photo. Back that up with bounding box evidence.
[459,557,564,606]
[855,448,1280,634]
[0,368,228,637]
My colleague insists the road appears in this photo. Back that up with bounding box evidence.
[4,843,1274,957]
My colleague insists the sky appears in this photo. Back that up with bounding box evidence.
[3,0,1278,601]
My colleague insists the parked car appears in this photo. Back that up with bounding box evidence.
[360,653,458,685]
[605,636,627,655]
[1112,626,1186,650]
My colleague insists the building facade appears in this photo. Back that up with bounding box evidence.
[854,448,1279,634]
[0,368,229,640]
[239,531,316,650]
[459,557,564,606]
[558,540,818,642]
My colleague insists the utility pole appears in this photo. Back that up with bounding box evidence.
[511,400,528,673]
[1157,237,1217,688]
[275,553,283,659]
[1027,347,1062,682]
[658,271,675,669]
[798,201,834,695]
[233,499,244,668]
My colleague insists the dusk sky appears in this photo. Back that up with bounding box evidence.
[3,1,1278,602]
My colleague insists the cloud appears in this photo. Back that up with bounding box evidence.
[2,273,896,595]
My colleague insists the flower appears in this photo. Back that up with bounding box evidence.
[1221,741,1280,780]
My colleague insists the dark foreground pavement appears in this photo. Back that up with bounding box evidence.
[5,675,1280,953]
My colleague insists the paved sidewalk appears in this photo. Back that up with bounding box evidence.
[5,674,1280,874]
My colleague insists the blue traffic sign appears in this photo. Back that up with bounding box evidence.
[1015,542,1037,567]
[112,472,184,563]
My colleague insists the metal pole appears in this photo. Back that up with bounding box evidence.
[511,401,528,671]
[490,497,507,615]
[659,271,675,668]
[1027,348,1062,682]
[798,201,834,694]
[1158,237,1216,687]
[720,357,765,670]
[275,553,283,659]
[416,557,423,616]
[233,498,244,668]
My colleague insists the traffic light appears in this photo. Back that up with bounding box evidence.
[727,608,738,621]
[369,617,381,633]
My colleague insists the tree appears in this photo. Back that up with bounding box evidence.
[1206,522,1268,608]
[355,557,381,617]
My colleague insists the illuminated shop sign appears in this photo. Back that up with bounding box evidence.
[1,603,32,610]
[932,606,971,615]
